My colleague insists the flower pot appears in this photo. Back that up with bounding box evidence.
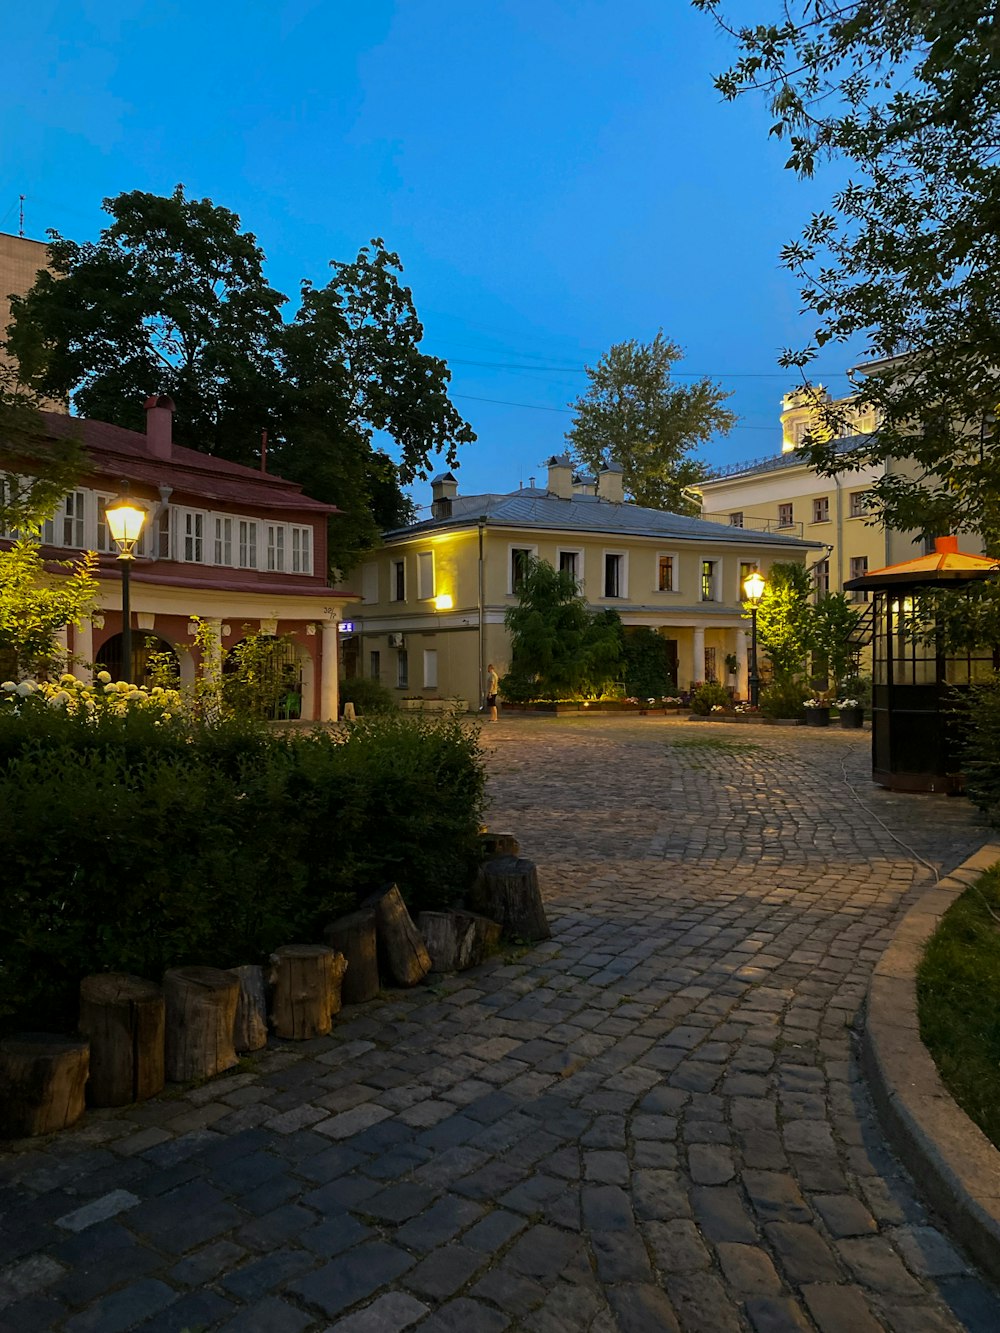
[805,708,831,727]
[838,707,864,729]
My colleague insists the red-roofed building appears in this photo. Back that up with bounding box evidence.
[5,396,359,720]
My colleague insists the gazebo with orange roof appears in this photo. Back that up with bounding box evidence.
[845,537,1000,792]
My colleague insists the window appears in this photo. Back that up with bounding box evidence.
[391,558,406,602]
[777,503,794,528]
[850,491,869,518]
[729,512,744,528]
[396,649,409,689]
[238,519,257,569]
[291,526,312,574]
[43,491,86,548]
[511,547,533,593]
[214,516,233,566]
[604,553,624,598]
[739,561,758,599]
[814,558,830,598]
[558,550,580,585]
[267,524,285,572]
[182,511,204,563]
[423,648,438,690]
[417,551,435,600]
[370,650,380,682]
[850,555,869,601]
[812,497,830,523]
[657,555,675,592]
[701,559,717,601]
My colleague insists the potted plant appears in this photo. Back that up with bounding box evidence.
[803,697,831,727]
[836,695,865,729]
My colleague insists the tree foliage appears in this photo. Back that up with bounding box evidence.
[694,1,1000,545]
[501,558,622,700]
[7,188,474,572]
[0,540,98,678]
[0,370,84,535]
[810,592,862,689]
[750,561,815,678]
[566,332,735,514]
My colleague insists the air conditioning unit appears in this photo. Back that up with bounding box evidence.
[388,632,406,648]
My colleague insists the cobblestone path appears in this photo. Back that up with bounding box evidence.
[2,717,999,1332]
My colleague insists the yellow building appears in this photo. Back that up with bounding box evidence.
[349,455,818,705]
[0,231,64,409]
[699,387,923,597]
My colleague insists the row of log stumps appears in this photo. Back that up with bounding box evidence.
[0,829,549,1140]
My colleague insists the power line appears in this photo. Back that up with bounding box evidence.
[446,355,851,380]
[452,392,778,430]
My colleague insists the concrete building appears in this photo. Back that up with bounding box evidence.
[350,454,817,705]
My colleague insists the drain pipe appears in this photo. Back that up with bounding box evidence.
[478,516,487,704]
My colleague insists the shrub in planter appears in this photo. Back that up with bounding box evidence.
[690,681,731,715]
[760,673,810,720]
[338,677,398,715]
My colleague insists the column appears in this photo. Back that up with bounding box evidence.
[692,626,705,686]
[74,618,94,678]
[53,626,69,675]
[736,627,749,700]
[320,621,339,722]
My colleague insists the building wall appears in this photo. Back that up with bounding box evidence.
[0,233,65,409]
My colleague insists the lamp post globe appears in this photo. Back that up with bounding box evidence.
[742,571,766,709]
[104,491,148,684]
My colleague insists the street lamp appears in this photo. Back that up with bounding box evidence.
[743,570,766,708]
[105,490,148,684]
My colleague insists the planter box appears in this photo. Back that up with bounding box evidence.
[805,709,831,728]
[838,708,865,729]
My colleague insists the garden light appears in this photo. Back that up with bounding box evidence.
[743,570,766,709]
[105,488,148,684]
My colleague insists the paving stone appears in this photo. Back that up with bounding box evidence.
[801,1282,885,1333]
[644,1219,712,1273]
[291,1240,415,1316]
[664,1272,743,1333]
[216,1296,314,1332]
[889,1225,969,1278]
[607,1283,682,1333]
[471,1268,546,1316]
[221,1245,317,1299]
[167,1239,246,1287]
[395,1195,485,1251]
[404,1243,485,1298]
[687,1143,735,1185]
[138,1289,237,1332]
[744,1295,813,1332]
[416,1296,510,1332]
[55,1189,141,1232]
[62,1278,177,1333]
[691,1186,758,1243]
[836,1237,927,1297]
[716,1242,783,1295]
[765,1222,843,1284]
[329,1290,430,1331]
[592,1227,653,1282]
[463,1208,528,1253]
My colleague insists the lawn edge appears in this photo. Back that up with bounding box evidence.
[862,840,1000,1285]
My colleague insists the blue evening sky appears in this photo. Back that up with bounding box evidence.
[2,0,860,508]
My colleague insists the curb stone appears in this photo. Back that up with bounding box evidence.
[862,840,1000,1286]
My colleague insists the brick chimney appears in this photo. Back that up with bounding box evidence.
[431,472,459,520]
[144,394,176,459]
[546,452,573,499]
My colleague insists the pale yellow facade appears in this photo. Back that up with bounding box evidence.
[349,468,816,705]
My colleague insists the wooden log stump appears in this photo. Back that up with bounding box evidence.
[79,973,164,1107]
[232,965,269,1053]
[163,966,239,1083]
[359,884,431,987]
[418,910,502,972]
[269,945,347,1039]
[323,910,379,1004]
[0,1033,89,1137]
[478,830,521,858]
[469,856,551,941]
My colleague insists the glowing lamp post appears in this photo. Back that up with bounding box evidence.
[105,491,148,684]
[743,570,766,708]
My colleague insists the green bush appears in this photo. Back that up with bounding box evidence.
[958,675,1000,822]
[760,673,810,719]
[623,627,675,697]
[689,681,731,715]
[339,677,398,715]
[0,712,485,1032]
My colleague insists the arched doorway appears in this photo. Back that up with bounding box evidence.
[95,634,180,687]
[223,636,303,719]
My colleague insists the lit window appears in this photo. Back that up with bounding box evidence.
[658,555,674,592]
[701,560,717,601]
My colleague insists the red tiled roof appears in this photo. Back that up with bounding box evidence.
[40,412,339,516]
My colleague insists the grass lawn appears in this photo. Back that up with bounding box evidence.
[917,864,1000,1150]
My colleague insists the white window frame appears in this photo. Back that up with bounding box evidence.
[290,525,312,574]
[557,547,584,590]
[602,549,628,599]
[700,556,721,603]
[656,550,679,594]
[180,509,206,563]
[266,523,285,572]
[423,648,438,690]
[508,544,537,595]
[238,519,258,569]
[214,515,233,567]
[390,556,407,603]
[417,550,435,601]
[812,496,830,524]
[777,502,794,528]
[849,490,869,519]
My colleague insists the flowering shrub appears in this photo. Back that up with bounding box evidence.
[803,698,828,709]
[836,697,860,710]
[690,681,732,715]
[1,671,183,720]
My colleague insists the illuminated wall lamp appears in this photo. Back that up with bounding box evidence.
[434,594,454,611]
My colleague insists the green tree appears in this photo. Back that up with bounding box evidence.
[8,192,473,573]
[694,1,1000,545]
[566,332,735,514]
[752,562,813,679]
[502,558,622,700]
[810,593,862,691]
[0,375,84,534]
[622,626,676,697]
[0,540,98,678]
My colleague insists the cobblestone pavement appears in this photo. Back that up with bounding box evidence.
[3,717,1000,1333]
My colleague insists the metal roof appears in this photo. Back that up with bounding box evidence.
[388,489,816,548]
[702,435,873,483]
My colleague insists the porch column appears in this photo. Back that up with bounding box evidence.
[74,618,94,678]
[320,621,339,722]
[692,626,705,686]
[53,626,69,674]
[736,627,749,700]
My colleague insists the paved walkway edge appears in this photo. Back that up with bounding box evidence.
[862,840,1000,1286]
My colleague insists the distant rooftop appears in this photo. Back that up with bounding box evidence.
[704,435,871,483]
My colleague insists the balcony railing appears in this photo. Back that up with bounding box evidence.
[704,513,805,538]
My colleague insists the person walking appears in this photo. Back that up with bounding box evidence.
[486,663,499,723]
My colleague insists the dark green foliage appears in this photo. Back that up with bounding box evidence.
[689,681,731,714]
[0,712,485,1032]
[338,676,398,715]
[622,627,675,697]
[567,332,734,514]
[759,672,810,719]
[918,864,1000,1149]
[957,674,1000,822]
[753,562,814,678]
[810,593,862,690]
[502,558,623,700]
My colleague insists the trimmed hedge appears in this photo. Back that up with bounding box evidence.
[0,711,485,1032]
